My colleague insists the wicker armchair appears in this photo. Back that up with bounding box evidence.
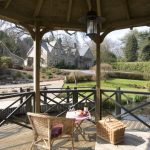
[27,112,75,150]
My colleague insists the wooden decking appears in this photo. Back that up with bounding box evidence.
[122,120,150,131]
[0,121,96,150]
[0,120,149,150]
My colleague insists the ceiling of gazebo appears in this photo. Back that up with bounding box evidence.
[0,0,150,34]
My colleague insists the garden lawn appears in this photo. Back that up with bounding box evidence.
[64,78,148,92]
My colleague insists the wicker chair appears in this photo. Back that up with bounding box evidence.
[27,112,75,150]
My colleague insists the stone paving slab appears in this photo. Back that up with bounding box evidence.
[95,131,150,150]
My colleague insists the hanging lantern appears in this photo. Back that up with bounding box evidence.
[86,11,97,36]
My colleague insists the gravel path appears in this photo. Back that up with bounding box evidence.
[0,80,64,109]
[0,80,64,93]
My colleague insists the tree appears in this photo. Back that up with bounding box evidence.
[140,37,150,61]
[100,39,117,63]
[123,32,138,62]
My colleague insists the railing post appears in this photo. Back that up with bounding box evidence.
[66,86,70,103]
[73,87,78,109]
[26,88,32,113]
[20,87,23,104]
[43,86,47,104]
[115,87,121,119]
[93,86,96,102]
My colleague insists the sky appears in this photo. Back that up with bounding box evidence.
[106,26,150,42]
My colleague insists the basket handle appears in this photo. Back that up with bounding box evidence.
[104,115,114,123]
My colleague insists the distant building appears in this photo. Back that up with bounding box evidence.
[24,38,95,69]
[0,41,24,67]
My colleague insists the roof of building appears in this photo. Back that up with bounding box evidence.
[78,44,90,56]
[26,38,92,57]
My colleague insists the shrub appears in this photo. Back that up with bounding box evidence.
[0,56,12,68]
[133,95,148,102]
[91,63,112,80]
[15,71,23,78]
[41,67,47,73]
[46,70,53,79]
[108,71,145,80]
[66,72,93,83]
[26,74,33,79]
[112,62,150,74]
[146,82,150,91]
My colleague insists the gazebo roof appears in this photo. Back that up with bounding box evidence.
[0,0,150,34]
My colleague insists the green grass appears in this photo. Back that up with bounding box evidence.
[64,78,148,92]
[64,78,150,105]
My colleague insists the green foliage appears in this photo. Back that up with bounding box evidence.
[15,71,23,78]
[0,31,17,55]
[0,57,1,67]
[139,37,150,61]
[108,71,145,80]
[46,70,53,79]
[51,67,61,75]
[113,62,150,74]
[124,32,138,62]
[26,74,33,79]
[0,56,12,68]
[146,81,150,92]
[132,95,148,102]
[140,45,150,61]
[41,67,47,73]
[0,30,32,58]
[101,50,117,63]
[64,78,148,92]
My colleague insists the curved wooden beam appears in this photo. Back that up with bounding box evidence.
[33,0,44,17]
[67,0,72,22]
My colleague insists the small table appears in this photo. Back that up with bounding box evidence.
[66,110,91,140]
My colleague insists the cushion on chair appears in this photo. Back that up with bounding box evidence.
[51,124,63,138]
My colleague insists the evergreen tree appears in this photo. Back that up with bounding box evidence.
[140,36,150,61]
[124,32,138,62]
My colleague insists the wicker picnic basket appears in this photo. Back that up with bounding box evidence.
[96,116,126,145]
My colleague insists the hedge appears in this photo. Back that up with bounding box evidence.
[107,71,150,80]
[112,62,150,74]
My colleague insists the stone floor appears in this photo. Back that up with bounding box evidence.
[0,119,150,150]
[95,131,150,150]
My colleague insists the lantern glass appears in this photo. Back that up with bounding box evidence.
[86,11,97,36]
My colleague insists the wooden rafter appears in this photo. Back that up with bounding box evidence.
[86,0,91,11]
[96,0,102,16]
[67,0,72,22]
[0,9,32,23]
[124,0,131,20]
[33,0,44,17]
[96,0,102,29]
[4,0,12,9]
[105,16,150,31]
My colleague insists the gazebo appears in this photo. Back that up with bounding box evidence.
[0,0,150,121]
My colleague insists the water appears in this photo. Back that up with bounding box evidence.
[104,99,150,122]
[122,101,150,122]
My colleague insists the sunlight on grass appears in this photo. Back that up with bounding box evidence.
[64,78,148,91]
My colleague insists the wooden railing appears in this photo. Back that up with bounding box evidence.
[0,86,150,130]
[0,90,34,128]
[40,86,96,117]
[102,88,150,129]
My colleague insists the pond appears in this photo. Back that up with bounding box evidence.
[121,99,150,122]
[103,98,150,123]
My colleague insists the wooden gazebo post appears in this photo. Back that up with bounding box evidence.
[94,25,102,121]
[32,25,42,113]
